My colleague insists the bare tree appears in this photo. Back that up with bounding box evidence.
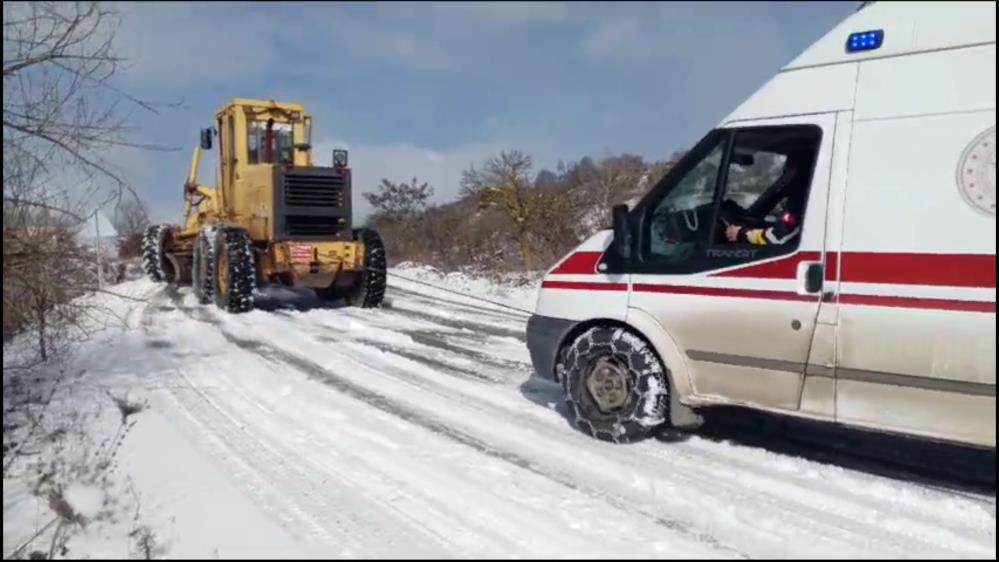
[3,2,168,207]
[363,177,434,222]
[3,1,166,359]
[461,150,552,271]
[112,198,149,237]
[4,0,173,377]
[112,197,149,258]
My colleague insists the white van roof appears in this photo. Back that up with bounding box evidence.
[785,1,995,70]
[721,1,996,124]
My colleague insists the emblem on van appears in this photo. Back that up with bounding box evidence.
[706,248,758,259]
[957,126,996,216]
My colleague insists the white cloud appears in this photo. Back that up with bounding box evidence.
[314,135,560,222]
[314,139,505,221]
[431,2,569,25]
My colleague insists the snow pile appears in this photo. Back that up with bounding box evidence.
[390,262,540,313]
[63,484,106,520]
[4,273,995,559]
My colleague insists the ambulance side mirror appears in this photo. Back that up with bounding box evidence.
[608,204,633,267]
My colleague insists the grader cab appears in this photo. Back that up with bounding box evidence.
[141,98,386,312]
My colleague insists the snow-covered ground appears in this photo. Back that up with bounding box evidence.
[3,266,996,559]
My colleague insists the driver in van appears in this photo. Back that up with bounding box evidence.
[724,151,812,245]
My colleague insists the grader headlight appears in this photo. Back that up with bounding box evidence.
[332,149,348,169]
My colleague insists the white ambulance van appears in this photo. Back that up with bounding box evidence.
[526,1,996,448]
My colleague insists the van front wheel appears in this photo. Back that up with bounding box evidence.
[562,326,670,443]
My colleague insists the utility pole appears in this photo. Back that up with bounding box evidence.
[95,208,104,289]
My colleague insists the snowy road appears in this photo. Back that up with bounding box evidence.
[25,272,993,558]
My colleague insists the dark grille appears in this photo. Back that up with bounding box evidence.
[284,171,346,207]
[276,166,352,240]
[285,215,346,237]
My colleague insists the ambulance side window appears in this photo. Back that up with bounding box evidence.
[709,126,821,253]
[638,125,821,273]
[643,134,727,269]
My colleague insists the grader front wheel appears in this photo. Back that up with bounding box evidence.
[212,227,256,313]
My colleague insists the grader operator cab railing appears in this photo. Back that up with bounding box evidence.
[141,98,386,313]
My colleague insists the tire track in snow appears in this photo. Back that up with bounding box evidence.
[161,285,995,557]
[272,309,512,384]
[265,288,995,554]
[266,315,991,557]
[382,301,526,341]
[387,284,531,322]
[163,296,744,557]
[142,292,454,557]
[381,285,997,535]
[266,289,996,556]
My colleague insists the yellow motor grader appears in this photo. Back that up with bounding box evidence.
[142,98,385,312]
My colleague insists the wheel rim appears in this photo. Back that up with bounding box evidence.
[216,247,229,299]
[584,356,630,413]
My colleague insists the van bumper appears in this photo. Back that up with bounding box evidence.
[526,314,577,381]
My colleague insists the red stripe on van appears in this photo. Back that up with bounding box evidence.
[711,251,821,279]
[541,280,627,291]
[550,251,603,275]
[839,294,996,313]
[631,284,994,312]
[838,253,996,288]
[711,252,995,288]
[542,280,994,312]
[825,251,840,281]
[633,284,816,302]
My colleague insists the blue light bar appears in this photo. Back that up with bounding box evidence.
[846,29,884,53]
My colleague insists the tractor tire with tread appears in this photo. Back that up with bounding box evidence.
[192,226,217,305]
[561,326,671,443]
[213,226,256,313]
[141,225,174,283]
[342,228,387,308]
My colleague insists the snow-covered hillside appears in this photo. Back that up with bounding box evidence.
[3,268,995,559]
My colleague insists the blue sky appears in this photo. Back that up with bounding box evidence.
[109,1,858,223]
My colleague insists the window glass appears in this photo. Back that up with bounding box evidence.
[711,127,821,246]
[638,125,822,273]
[247,121,293,164]
[647,138,725,264]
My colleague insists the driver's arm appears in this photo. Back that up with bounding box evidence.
[730,211,800,245]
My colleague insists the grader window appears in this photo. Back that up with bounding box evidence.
[247,121,294,165]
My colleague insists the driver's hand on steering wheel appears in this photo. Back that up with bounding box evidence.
[725,224,743,242]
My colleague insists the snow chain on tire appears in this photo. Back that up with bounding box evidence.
[213,226,256,313]
[345,228,387,308]
[192,225,218,305]
[562,326,670,443]
[141,224,174,283]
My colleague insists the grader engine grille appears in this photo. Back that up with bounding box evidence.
[277,167,352,241]
[284,172,346,207]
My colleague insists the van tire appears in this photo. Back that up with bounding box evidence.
[562,326,670,443]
